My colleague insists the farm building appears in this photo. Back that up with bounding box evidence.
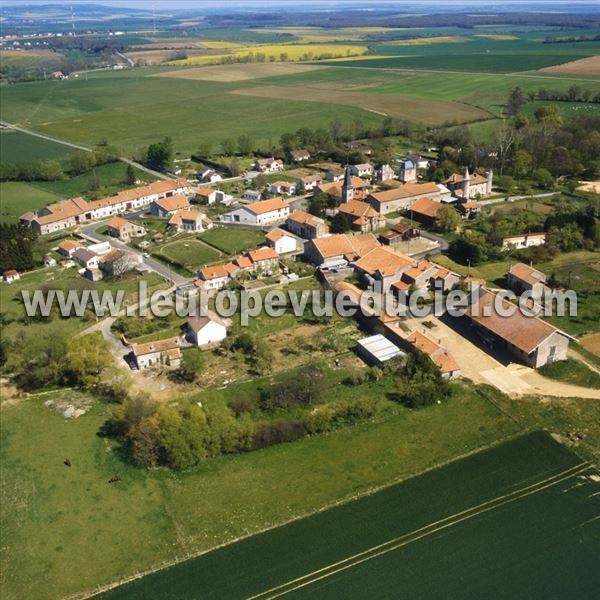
[408,197,444,226]
[464,288,572,368]
[506,263,548,297]
[356,334,405,368]
[378,221,420,245]
[131,337,182,370]
[501,233,546,251]
[21,179,190,234]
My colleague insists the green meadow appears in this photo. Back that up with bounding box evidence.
[0,129,74,163]
[0,162,154,223]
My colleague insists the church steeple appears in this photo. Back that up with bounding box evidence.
[462,167,471,199]
[341,164,354,204]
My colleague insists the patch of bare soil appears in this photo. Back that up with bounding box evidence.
[153,63,325,82]
[230,85,490,125]
[580,332,600,357]
[538,56,600,76]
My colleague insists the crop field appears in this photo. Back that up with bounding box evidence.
[100,432,599,600]
[231,85,491,124]
[153,62,325,82]
[538,55,600,77]
[200,226,266,255]
[321,35,600,74]
[167,44,369,66]
[0,73,384,155]
[158,238,221,268]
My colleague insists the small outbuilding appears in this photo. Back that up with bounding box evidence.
[356,334,405,368]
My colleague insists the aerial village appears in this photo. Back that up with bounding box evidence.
[12,146,573,392]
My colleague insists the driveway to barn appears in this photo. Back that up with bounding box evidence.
[405,315,600,399]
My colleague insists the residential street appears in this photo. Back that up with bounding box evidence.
[79,220,191,286]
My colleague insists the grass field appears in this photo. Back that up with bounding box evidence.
[0,162,153,223]
[100,432,599,599]
[538,358,600,389]
[0,182,63,223]
[200,226,266,255]
[158,238,221,268]
[0,129,74,163]
[0,267,166,341]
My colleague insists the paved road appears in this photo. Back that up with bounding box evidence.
[0,120,170,181]
[80,220,191,286]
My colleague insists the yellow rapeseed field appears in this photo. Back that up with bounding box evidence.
[386,36,469,46]
[475,34,519,40]
[168,44,369,66]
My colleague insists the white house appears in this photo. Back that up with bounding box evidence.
[254,157,284,173]
[196,187,218,205]
[72,248,101,269]
[502,233,546,251]
[376,164,395,182]
[168,210,212,233]
[186,311,228,347]
[398,160,417,183]
[221,198,290,226]
[265,228,297,254]
[2,269,20,283]
[244,189,262,202]
[297,174,322,192]
[350,163,373,177]
[270,181,296,196]
[88,241,112,255]
[198,168,222,183]
[197,263,236,290]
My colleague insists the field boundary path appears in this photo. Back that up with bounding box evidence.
[0,120,170,181]
[318,64,600,84]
